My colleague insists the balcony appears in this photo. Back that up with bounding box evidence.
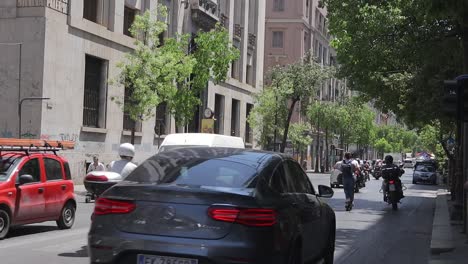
[190,0,219,30]
[248,33,256,48]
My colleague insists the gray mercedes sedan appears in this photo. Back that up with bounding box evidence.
[88,148,336,264]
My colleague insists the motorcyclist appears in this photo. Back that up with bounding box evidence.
[381,155,405,201]
[108,143,137,179]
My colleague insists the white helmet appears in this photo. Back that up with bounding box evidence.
[118,143,135,157]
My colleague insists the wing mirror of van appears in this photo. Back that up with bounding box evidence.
[18,174,34,185]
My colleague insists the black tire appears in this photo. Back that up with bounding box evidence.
[412,179,417,184]
[392,203,398,210]
[56,202,76,229]
[389,192,398,210]
[0,209,10,240]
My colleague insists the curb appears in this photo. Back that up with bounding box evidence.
[430,190,455,255]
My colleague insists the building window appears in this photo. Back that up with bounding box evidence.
[306,0,310,18]
[214,94,225,134]
[245,103,253,143]
[83,55,107,128]
[231,40,241,80]
[83,0,98,23]
[272,31,284,48]
[123,87,142,132]
[123,6,137,37]
[246,53,254,86]
[273,0,284,11]
[155,102,168,135]
[231,99,240,137]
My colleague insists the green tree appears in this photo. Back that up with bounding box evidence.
[288,123,313,161]
[249,56,333,152]
[248,87,288,149]
[114,6,239,142]
[374,138,393,157]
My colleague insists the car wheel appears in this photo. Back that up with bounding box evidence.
[57,202,76,229]
[0,209,10,240]
[412,179,417,184]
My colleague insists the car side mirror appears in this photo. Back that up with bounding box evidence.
[18,174,34,185]
[318,185,334,198]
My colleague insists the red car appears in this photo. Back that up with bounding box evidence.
[0,139,76,239]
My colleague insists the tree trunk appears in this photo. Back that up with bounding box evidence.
[314,114,321,173]
[325,127,329,172]
[280,99,298,153]
[131,120,136,145]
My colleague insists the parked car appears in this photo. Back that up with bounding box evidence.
[158,133,245,153]
[88,147,336,264]
[330,161,343,188]
[413,161,438,185]
[0,141,77,239]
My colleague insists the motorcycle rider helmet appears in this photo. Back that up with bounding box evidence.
[384,155,393,164]
[118,143,135,158]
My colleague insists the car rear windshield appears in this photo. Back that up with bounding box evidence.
[415,165,435,172]
[125,156,257,188]
[0,156,19,182]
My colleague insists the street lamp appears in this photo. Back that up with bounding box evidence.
[18,97,50,138]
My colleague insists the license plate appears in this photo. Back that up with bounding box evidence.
[137,254,198,264]
[389,184,396,191]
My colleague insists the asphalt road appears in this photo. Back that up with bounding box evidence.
[308,168,438,264]
[0,169,438,264]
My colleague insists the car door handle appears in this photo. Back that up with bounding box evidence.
[38,187,44,194]
[7,192,13,197]
[61,185,67,191]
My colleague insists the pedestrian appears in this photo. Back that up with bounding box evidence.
[108,143,137,179]
[341,152,357,211]
[87,155,106,173]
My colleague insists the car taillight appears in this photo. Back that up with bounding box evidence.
[94,198,136,215]
[85,175,109,182]
[208,207,276,227]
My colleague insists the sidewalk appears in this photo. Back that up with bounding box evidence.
[429,188,468,263]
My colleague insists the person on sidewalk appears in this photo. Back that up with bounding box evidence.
[108,143,137,179]
[87,156,106,173]
[341,152,357,211]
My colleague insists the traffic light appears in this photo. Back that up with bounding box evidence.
[442,80,459,117]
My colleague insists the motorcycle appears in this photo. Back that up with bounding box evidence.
[354,170,366,193]
[383,179,401,210]
[373,165,382,180]
[382,165,405,210]
[84,171,123,203]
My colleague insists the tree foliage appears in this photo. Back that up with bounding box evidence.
[288,123,313,153]
[113,6,239,128]
[322,0,463,128]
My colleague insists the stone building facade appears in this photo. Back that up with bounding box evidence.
[0,0,265,182]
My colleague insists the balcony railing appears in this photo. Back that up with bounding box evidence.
[248,33,256,47]
[190,0,219,30]
[17,0,69,14]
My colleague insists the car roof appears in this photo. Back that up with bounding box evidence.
[0,151,66,160]
[154,147,288,168]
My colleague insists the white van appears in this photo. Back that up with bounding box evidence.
[158,133,245,153]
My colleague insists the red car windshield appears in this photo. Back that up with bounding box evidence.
[0,155,19,182]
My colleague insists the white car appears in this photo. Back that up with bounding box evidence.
[330,161,343,188]
[403,158,415,168]
[158,133,245,152]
